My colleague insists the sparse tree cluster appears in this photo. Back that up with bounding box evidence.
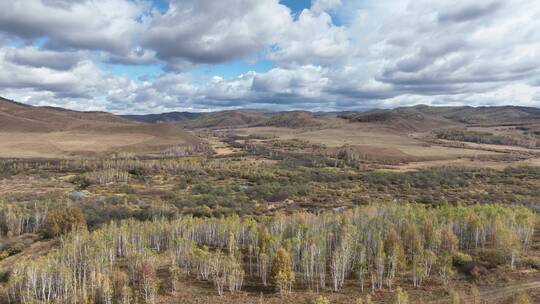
[84,169,130,185]
[0,201,62,237]
[433,128,540,148]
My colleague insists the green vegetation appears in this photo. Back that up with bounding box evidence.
[313,296,331,304]
[271,247,294,296]
[340,110,398,123]
[2,157,540,222]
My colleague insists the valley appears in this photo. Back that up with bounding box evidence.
[2,1,540,303]
[0,98,539,304]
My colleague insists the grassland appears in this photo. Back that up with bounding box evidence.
[0,97,204,158]
[231,120,516,166]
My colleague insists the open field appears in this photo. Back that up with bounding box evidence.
[232,122,509,166]
[0,132,155,158]
[0,97,204,158]
[0,127,204,158]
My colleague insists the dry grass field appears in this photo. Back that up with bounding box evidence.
[214,110,540,171]
[232,118,504,165]
[0,127,202,158]
[0,132,154,158]
[0,97,203,158]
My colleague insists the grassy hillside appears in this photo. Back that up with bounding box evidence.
[0,97,136,132]
[338,107,457,132]
[412,104,540,125]
[258,111,323,128]
[0,97,204,158]
[180,110,268,129]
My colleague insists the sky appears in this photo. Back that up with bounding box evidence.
[0,0,539,114]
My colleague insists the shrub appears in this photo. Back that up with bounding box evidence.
[271,248,294,296]
[395,287,409,304]
[477,249,506,267]
[70,175,92,190]
[5,242,25,256]
[247,183,309,202]
[128,167,147,178]
[44,207,86,238]
[453,252,473,266]
[0,270,9,283]
[514,292,532,304]
[313,296,331,304]
[521,256,540,269]
[450,290,461,304]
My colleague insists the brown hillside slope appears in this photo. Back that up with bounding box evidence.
[339,108,459,133]
[181,110,267,129]
[259,111,323,129]
[0,97,138,132]
[0,97,202,158]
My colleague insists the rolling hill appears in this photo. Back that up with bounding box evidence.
[179,110,268,129]
[258,111,323,129]
[338,107,458,133]
[0,97,202,158]
[409,105,540,125]
[124,110,326,129]
[122,105,540,134]
[339,105,540,130]
[124,109,269,129]
[0,97,136,132]
[122,111,203,124]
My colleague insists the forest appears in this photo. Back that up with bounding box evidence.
[0,203,537,303]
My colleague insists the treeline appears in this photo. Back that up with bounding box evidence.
[2,203,536,303]
[0,156,214,178]
[0,200,62,238]
[0,199,175,239]
[159,143,214,157]
[433,128,540,148]
[0,201,86,238]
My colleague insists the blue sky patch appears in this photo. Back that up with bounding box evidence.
[281,0,312,16]
[191,60,273,80]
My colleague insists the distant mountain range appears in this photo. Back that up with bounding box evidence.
[122,112,203,124]
[122,104,540,129]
